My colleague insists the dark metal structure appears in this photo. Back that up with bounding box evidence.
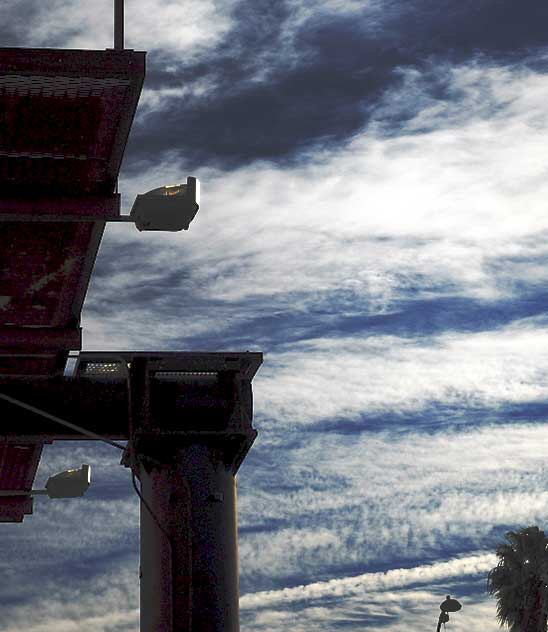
[0,351,262,630]
[0,44,145,521]
[436,595,462,631]
[0,11,263,630]
[115,0,124,49]
[0,46,145,378]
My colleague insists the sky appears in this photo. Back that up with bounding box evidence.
[2,0,548,630]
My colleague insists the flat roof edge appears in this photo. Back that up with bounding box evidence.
[0,48,146,76]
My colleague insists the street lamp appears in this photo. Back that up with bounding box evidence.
[0,464,91,499]
[436,594,462,631]
[130,176,200,231]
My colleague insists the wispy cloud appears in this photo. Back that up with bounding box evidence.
[254,321,548,424]
[87,54,548,352]
[238,421,548,588]
[240,553,496,607]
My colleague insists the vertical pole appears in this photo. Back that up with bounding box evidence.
[139,443,241,631]
[114,0,124,49]
[436,612,449,632]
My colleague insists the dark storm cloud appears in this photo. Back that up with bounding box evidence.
[0,1,43,47]
[125,7,411,172]
[398,0,548,62]
[1,1,84,48]
[124,0,548,173]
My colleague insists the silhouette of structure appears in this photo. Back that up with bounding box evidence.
[0,4,262,630]
[436,595,462,631]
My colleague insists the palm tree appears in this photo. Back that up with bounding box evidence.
[487,526,548,632]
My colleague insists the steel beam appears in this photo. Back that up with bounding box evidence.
[0,327,81,350]
[0,352,261,440]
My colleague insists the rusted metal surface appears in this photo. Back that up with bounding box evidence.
[0,47,146,377]
[0,47,145,513]
[0,328,81,349]
[0,440,50,522]
[0,194,121,218]
[0,221,97,327]
[0,218,102,376]
[0,48,145,195]
[0,352,262,443]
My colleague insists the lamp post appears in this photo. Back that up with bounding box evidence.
[436,595,462,631]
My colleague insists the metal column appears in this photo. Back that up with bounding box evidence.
[138,443,240,631]
[119,351,261,632]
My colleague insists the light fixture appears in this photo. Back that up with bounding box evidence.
[130,176,200,231]
[0,464,91,499]
[74,356,129,381]
[43,464,91,498]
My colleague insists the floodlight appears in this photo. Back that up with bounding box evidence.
[44,464,91,498]
[75,356,129,381]
[0,464,91,499]
[130,176,200,231]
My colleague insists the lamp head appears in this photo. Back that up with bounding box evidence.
[440,595,462,613]
[130,176,200,231]
[45,464,91,499]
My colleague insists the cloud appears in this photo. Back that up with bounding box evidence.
[240,552,496,608]
[115,56,548,269]
[2,422,544,630]
[241,586,500,631]
[253,319,548,428]
[3,0,235,53]
[235,419,548,596]
[0,563,139,632]
[125,1,548,171]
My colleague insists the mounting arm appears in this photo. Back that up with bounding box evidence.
[0,177,200,232]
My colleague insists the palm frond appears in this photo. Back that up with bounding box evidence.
[487,526,548,631]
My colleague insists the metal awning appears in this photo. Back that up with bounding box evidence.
[0,47,145,377]
[0,440,50,522]
[0,47,145,195]
[0,47,146,520]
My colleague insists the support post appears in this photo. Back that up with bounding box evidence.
[114,0,124,49]
[138,443,241,631]
[119,351,261,631]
